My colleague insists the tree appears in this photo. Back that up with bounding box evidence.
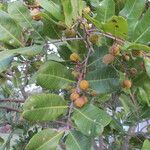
[0,0,150,149]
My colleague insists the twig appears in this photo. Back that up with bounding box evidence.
[0,106,21,113]
[122,126,136,150]
[50,37,84,44]
[99,136,105,150]
[88,29,125,44]
[0,99,25,103]
[66,102,74,129]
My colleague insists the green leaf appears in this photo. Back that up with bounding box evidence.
[119,94,131,114]
[22,93,68,121]
[42,14,62,39]
[61,0,83,27]
[142,139,150,150]
[47,54,64,62]
[86,69,120,94]
[71,0,84,19]
[12,45,44,56]
[132,9,150,44]
[0,51,14,73]
[0,10,23,47]
[0,45,43,73]
[0,137,4,145]
[123,42,150,52]
[95,0,115,23]
[38,0,64,21]
[144,58,150,78]
[103,16,128,39]
[61,0,74,27]
[8,1,32,28]
[8,1,44,40]
[72,104,111,137]
[86,46,120,94]
[114,0,126,14]
[137,78,150,107]
[25,129,64,150]
[66,131,92,150]
[58,44,72,61]
[84,13,102,30]
[138,87,150,107]
[119,0,146,38]
[37,61,75,90]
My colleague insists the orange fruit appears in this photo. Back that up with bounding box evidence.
[122,79,132,89]
[79,80,90,91]
[74,96,88,108]
[109,44,120,56]
[70,92,80,101]
[103,54,115,65]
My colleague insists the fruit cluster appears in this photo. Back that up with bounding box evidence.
[103,43,120,65]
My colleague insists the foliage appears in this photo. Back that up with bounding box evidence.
[0,0,150,149]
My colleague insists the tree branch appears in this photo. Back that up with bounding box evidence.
[88,29,125,44]
[122,126,136,150]
[0,106,21,113]
[0,99,25,103]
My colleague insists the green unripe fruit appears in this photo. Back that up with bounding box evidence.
[64,28,76,38]
[89,34,99,44]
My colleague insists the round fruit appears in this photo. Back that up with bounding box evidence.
[91,91,97,96]
[79,80,89,91]
[57,21,67,30]
[122,79,132,89]
[71,71,80,78]
[89,34,99,44]
[132,50,142,57]
[109,44,120,56]
[70,53,81,62]
[80,23,91,30]
[74,96,87,108]
[70,92,80,101]
[83,7,91,14]
[82,96,88,103]
[123,54,130,61]
[64,28,76,38]
[103,54,115,65]
[30,8,41,21]
[130,68,137,76]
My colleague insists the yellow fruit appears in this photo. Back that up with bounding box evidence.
[79,80,89,91]
[123,54,130,61]
[89,34,99,44]
[74,96,88,108]
[80,23,92,30]
[109,44,120,56]
[64,28,76,38]
[83,7,91,14]
[70,92,80,101]
[70,53,81,62]
[122,79,132,89]
[132,50,142,57]
[103,54,115,65]
[30,8,41,21]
